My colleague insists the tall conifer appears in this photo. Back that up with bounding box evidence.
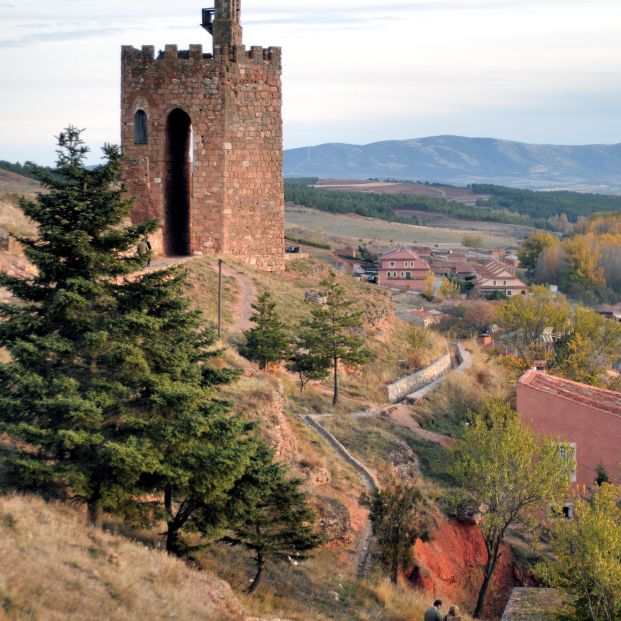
[240,292,289,370]
[0,129,255,536]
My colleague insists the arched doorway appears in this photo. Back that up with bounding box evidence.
[164,108,192,255]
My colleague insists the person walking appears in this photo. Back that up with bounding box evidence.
[444,604,461,621]
[137,237,151,267]
[424,599,443,621]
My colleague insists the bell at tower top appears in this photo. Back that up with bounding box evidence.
[201,1,243,54]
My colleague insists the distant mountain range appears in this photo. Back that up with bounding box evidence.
[283,136,621,194]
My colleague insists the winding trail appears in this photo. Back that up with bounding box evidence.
[298,343,473,574]
[303,415,378,576]
[147,256,257,335]
[219,263,257,334]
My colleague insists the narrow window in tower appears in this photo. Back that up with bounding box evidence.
[134,110,148,145]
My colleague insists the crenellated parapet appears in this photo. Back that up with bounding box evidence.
[120,3,285,272]
[121,43,281,68]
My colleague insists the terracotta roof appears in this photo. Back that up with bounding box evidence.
[380,247,426,261]
[518,370,621,418]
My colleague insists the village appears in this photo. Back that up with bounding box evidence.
[1,1,620,620]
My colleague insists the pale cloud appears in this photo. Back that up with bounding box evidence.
[1,0,620,164]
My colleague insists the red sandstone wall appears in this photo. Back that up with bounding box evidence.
[410,518,518,619]
[120,43,284,271]
[517,382,621,487]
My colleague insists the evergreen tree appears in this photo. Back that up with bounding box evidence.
[362,477,434,584]
[0,128,159,523]
[114,266,257,555]
[294,273,371,405]
[0,128,258,548]
[223,444,322,595]
[240,292,289,370]
[287,347,330,392]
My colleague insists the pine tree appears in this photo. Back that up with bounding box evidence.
[0,129,258,545]
[240,292,289,370]
[362,476,434,584]
[0,128,160,523]
[114,266,257,555]
[222,444,322,595]
[294,273,371,405]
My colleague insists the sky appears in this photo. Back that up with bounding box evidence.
[1,0,621,164]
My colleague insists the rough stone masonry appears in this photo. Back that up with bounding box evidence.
[121,0,285,271]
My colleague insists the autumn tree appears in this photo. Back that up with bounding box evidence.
[293,273,371,405]
[422,270,436,301]
[451,400,573,618]
[462,300,498,335]
[537,484,621,621]
[556,306,621,386]
[240,291,290,370]
[519,231,559,273]
[497,285,571,371]
[562,235,606,290]
[362,477,434,584]
[438,276,460,301]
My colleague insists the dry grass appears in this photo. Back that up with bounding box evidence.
[183,257,238,326]
[221,257,392,333]
[285,205,520,249]
[0,495,246,621]
[414,343,512,437]
[0,195,37,237]
[358,578,475,621]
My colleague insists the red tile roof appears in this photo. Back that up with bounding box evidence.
[518,370,621,418]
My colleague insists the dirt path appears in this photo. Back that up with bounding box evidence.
[147,256,257,334]
[220,263,257,334]
[303,415,378,576]
[387,404,454,448]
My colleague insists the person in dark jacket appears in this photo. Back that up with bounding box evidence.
[424,600,443,621]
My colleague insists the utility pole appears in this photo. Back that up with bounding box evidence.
[217,258,223,339]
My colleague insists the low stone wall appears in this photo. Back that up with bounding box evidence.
[385,352,452,403]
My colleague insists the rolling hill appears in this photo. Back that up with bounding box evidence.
[284,136,621,193]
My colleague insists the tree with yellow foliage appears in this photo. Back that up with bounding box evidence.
[537,484,621,621]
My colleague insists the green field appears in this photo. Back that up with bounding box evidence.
[285,205,524,249]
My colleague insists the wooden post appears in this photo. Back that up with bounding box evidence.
[217,259,223,339]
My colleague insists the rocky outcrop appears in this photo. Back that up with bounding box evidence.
[223,374,299,464]
[314,496,353,545]
[387,441,420,481]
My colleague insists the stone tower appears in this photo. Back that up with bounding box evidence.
[120,2,285,271]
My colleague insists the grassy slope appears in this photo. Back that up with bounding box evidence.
[0,495,247,621]
[285,206,522,250]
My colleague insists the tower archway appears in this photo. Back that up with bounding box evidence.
[164,108,192,256]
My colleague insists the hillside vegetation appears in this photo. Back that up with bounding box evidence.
[0,495,247,621]
[285,179,621,232]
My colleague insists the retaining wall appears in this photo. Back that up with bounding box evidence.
[385,352,452,403]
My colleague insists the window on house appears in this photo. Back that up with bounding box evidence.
[559,443,577,483]
[389,261,396,268]
[493,280,497,286]
[406,272,412,280]
[134,110,148,144]
[503,280,507,286]
[507,291,512,296]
